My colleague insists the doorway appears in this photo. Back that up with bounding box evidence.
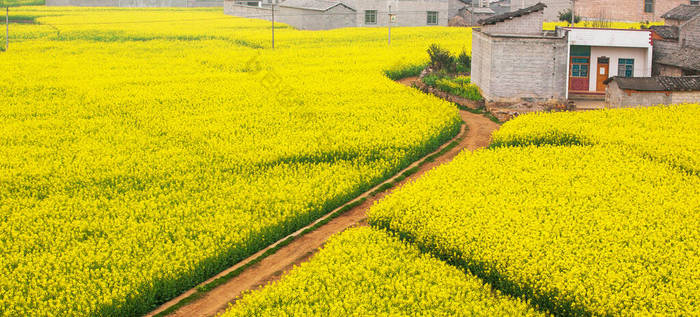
[596,57,610,92]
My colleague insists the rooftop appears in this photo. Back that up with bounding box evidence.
[604,76,700,92]
[656,46,700,71]
[661,4,700,21]
[650,25,679,41]
[278,0,354,11]
[478,2,545,25]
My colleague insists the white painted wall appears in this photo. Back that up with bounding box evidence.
[567,28,652,48]
[588,46,651,92]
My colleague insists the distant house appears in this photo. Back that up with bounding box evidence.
[224,0,449,29]
[650,5,700,76]
[575,0,696,23]
[605,76,700,107]
[471,3,653,103]
[459,6,495,25]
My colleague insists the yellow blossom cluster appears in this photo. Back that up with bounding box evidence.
[224,227,545,316]
[492,104,700,174]
[0,8,469,316]
[369,144,700,315]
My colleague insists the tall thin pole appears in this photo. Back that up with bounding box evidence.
[571,0,575,27]
[5,6,8,52]
[388,5,391,46]
[271,2,275,49]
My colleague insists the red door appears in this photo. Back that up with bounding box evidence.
[569,57,590,92]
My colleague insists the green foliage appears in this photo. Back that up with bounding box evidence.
[435,77,482,101]
[456,48,471,73]
[384,62,427,80]
[558,9,581,24]
[427,44,455,73]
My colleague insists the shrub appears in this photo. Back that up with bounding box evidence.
[384,62,427,80]
[427,44,455,73]
[456,48,471,74]
[558,9,581,24]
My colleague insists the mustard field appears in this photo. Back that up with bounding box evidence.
[224,227,544,316]
[0,7,469,316]
[226,105,700,316]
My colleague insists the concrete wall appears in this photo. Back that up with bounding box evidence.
[471,30,492,98]
[447,0,464,18]
[680,14,700,47]
[657,64,684,76]
[349,0,449,27]
[481,8,543,35]
[472,29,568,102]
[652,39,681,75]
[576,0,687,22]
[671,91,700,103]
[606,81,671,107]
[47,0,222,6]
[276,5,356,30]
[510,0,571,21]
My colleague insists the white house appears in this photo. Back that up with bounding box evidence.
[471,3,654,102]
[564,27,653,98]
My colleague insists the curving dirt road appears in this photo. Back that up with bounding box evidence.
[146,77,500,317]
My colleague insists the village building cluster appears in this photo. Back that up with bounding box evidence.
[470,2,700,109]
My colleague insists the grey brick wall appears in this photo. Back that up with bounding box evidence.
[472,29,567,102]
[576,0,687,22]
[680,15,700,48]
[606,81,671,107]
[606,81,700,107]
[672,91,700,103]
[481,9,544,35]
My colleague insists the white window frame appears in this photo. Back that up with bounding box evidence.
[427,11,438,25]
[365,10,377,25]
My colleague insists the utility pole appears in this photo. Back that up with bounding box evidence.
[571,0,575,27]
[5,6,8,52]
[388,5,391,46]
[271,2,275,49]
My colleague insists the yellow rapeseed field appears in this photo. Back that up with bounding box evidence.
[223,227,545,316]
[492,104,700,174]
[0,7,469,316]
[369,143,700,315]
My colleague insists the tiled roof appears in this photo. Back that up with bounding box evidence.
[604,76,700,91]
[279,0,354,11]
[656,46,700,71]
[650,25,679,40]
[661,4,700,21]
[478,2,545,25]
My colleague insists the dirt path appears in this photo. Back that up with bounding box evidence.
[146,77,500,317]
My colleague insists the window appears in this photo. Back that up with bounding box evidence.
[644,0,654,13]
[365,10,377,25]
[691,0,699,5]
[427,11,438,25]
[618,59,635,77]
[571,57,589,77]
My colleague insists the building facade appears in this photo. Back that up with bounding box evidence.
[652,4,700,75]
[224,0,448,29]
[471,3,653,102]
[575,0,696,22]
